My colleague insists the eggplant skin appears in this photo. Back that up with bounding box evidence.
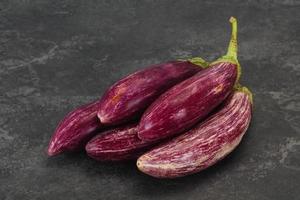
[86,124,155,161]
[138,62,237,142]
[97,61,202,125]
[47,101,102,156]
[137,91,252,178]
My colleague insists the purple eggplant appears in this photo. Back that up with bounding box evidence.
[138,17,241,142]
[85,123,156,161]
[48,101,103,156]
[97,59,208,125]
[137,87,253,178]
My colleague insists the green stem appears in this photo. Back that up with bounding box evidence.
[187,57,209,68]
[226,17,238,59]
[235,84,253,105]
[210,17,241,84]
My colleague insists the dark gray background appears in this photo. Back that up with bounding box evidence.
[0,0,299,199]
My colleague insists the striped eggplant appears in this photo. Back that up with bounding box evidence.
[97,58,208,125]
[138,17,241,142]
[137,87,253,178]
[48,100,103,156]
[85,123,156,161]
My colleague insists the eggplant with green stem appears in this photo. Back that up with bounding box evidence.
[138,17,241,142]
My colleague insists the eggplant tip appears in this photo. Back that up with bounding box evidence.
[97,112,109,124]
[85,141,96,154]
[47,147,60,156]
[229,16,237,23]
[136,159,144,171]
[47,142,63,156]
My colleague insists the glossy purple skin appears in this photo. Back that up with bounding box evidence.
[137,91,252,178]
[48,101,103,156]
[138,62,237,142]
[86,123,155,161]
[97,61,202,125]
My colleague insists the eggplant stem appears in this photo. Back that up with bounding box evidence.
[235,84,253,105]
[188,57,209,68]
[209,17,241,85]
[226,17,238,59]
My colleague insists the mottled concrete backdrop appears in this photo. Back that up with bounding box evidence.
[0,0,299,199]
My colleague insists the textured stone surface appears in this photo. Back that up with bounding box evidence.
[0,0,299,199]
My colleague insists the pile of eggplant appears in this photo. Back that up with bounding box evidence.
[48,17,253,178]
